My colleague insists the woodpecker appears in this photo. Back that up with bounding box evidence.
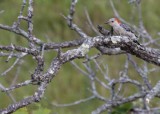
[105,18,139,42]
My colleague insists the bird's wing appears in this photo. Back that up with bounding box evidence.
[120,23,138,38]
[120,23,133,33]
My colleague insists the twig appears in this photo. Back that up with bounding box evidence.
[84,8,101,35]
[66,0,88,38]
[52,96,95,107]
[2,80,32,92]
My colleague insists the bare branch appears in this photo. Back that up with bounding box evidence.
[92,93,146,114]
[66,0,88,38]
[52,96,95,107]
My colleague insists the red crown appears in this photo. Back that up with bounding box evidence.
[115,18,121,24]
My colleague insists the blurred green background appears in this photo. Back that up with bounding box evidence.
[0,0,160,114]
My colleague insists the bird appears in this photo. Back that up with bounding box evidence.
[105,18,139,43]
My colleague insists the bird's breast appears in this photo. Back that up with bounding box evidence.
[113,26,125,35]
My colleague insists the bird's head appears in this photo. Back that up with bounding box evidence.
[105,18,121,26]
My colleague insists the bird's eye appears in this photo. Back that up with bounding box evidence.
[111,21,114,23]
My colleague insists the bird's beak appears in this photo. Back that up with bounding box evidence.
[105,21,110,24]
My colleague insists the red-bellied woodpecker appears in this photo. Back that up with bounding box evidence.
[105,18,139,42]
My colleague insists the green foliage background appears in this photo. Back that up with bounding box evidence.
[0,0,160,114]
